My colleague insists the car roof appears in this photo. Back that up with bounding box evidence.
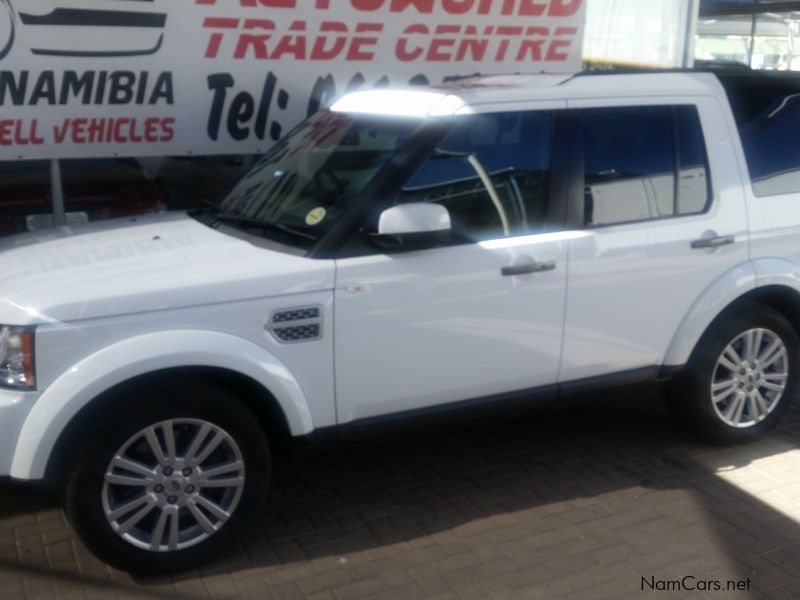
[330,71,740,118]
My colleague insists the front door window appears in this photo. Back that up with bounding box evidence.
[393,111,553,242]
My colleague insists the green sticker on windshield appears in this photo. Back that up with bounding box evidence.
[305,207,327,226]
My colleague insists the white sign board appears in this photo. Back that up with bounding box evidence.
[583,0,696,68]
[0,0,586,160]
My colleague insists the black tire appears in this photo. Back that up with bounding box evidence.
[64,379,270,574]
[669,302,800,444]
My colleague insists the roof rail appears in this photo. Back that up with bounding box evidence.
[562,66,800,83]
[436,67,800,90]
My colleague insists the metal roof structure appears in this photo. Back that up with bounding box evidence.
[697,0,800,68]
[701,1,800,16]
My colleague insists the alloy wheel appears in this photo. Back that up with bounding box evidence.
[710,328,789,428]
[101,418,245,552]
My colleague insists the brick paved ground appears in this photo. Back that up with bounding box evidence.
[2,388,800,600]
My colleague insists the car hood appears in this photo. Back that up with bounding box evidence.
[0,212,333,325]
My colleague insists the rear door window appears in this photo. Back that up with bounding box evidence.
[581,105,711,227]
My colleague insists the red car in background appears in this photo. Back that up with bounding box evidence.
[0,159,167,238]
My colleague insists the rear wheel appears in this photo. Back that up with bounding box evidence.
[670,302,799,444]
[65,381,270,573]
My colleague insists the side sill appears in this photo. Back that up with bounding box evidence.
[559,364,682,398]
[349,384,559,435]
[296,364,686,444]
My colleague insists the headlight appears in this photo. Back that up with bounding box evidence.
[0,326,35,389]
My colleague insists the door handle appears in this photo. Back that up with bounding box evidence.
[502,260,556,276]
[690,235,735,250]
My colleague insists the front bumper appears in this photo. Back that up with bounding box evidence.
[0,388,39,478]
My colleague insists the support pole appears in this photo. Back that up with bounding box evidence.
[49,159,66,228]
[683,0,701,67]
[747,10,758,67]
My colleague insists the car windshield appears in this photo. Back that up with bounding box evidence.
[214,111,423,249]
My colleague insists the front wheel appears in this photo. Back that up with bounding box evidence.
[65,381,270,573]
[670,302,800,444]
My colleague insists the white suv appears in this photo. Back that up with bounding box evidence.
[1,70,799,572]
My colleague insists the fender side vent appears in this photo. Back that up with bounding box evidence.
[273,324,321,342]
[267,306,322,343]
[272,307,320,323]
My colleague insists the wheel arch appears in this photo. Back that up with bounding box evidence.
[665,259,800,367]
[10,330,314,483]
[42,366,292,490]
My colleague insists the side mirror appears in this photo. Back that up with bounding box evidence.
[371,203,451,249]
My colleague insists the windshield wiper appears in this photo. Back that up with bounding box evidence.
[213,214,317,241]
[188,199,224,219]
[200,199,224,212]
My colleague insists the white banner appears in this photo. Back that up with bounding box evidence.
[583,0,695,68]
[0,0,586,160]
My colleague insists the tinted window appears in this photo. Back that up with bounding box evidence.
[582,106,710,226]
[140,155,259,210]
[676,107,712,214]
[220,111,420,249]
[395,112,551,242]
[0,161,52,236]
[60,156,259,227]
[61,158,167,226]
[0,155,260,239]
[724,78,800,196]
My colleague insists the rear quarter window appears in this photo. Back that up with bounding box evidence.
[721,75,800,196]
